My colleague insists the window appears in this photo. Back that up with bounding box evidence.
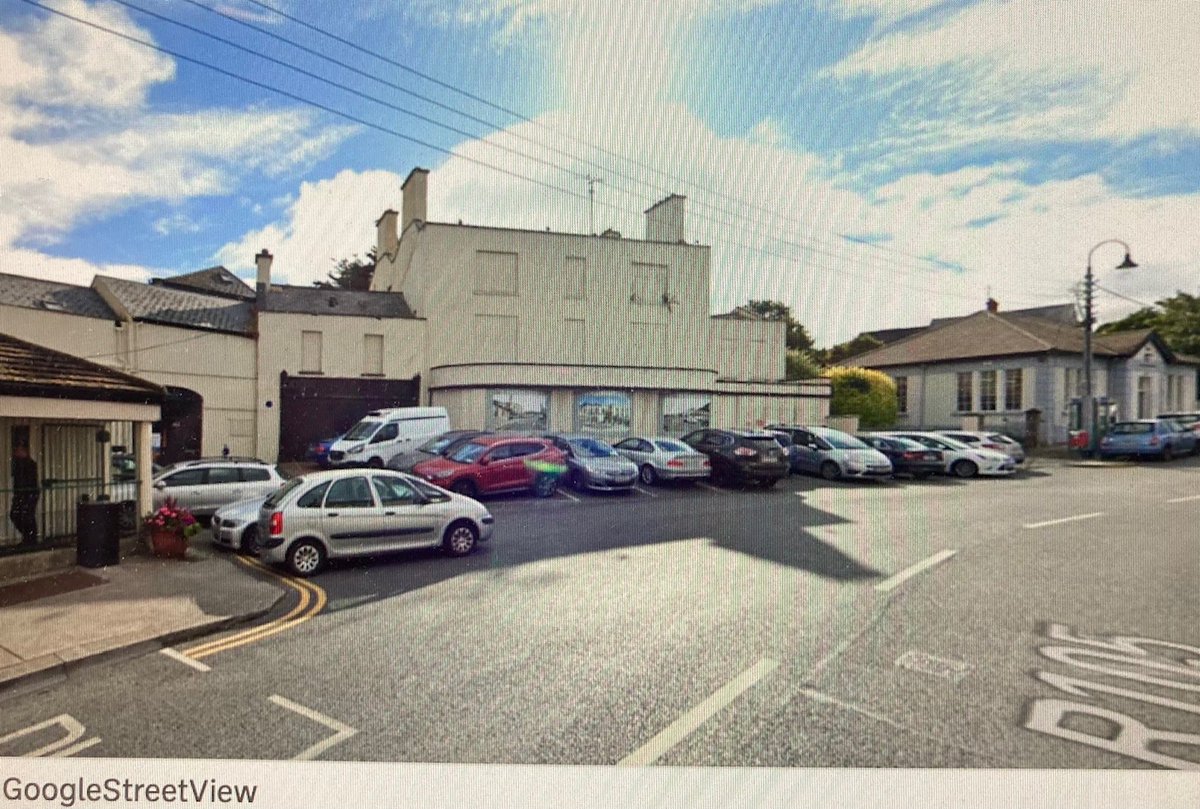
[373,476,417,506]
[979,370,997,411]
[630,262,668,305]
[301,331,323,373]
[576,390,632,440]
[661,393,710,436]
[895,376,908,414]
[564,256,585,300]
[474,251,518,295]
[512,442,546,458]
[486,389,548,432]
[163,468,205,487]
[363,334,384,375]
[1064,367,1081,402]
[207,467,239,484]
[325,477,374,508]
[296,482,331,508]
[372,423,399,443]
[240,468,271,482]
[1004,369,1023,410]
[1137,375,1153,419]
[957,373,973,412]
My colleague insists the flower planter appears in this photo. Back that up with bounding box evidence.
[149,530,188,560]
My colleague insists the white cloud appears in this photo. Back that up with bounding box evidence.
[153,212,204,237]
[826,0,1200,152]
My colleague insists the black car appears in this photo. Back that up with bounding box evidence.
[857,434,943,479]
[387,430,491,472]
[681,428,790,488]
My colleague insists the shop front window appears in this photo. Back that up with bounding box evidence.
[486,390,549,432]
[575,391,633,440]
[661,394,711,437]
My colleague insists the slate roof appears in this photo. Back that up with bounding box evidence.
[96,276,255,335]
[0,272,116,319]
[258,285,415,319]
[0,331,163,403]
[711,306,765,321]
[849,311,1185,368]
[150,266,255,300]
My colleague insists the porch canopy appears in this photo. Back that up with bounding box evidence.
[0,332,163,551]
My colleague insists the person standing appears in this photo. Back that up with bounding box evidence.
[10,444,39,547]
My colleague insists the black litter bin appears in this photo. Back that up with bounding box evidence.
[77,499,122,568]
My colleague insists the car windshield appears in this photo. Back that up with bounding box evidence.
[1111,423,1153,434]
[569,438,617,458]
[892,438,926,450]
[817,431,868,450]
[418,434,456,454]
[343,420,379,441]
[448,442,489,463]
[654,440,688,453]
[264,477,305,508]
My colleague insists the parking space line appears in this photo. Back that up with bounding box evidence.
[555,488,581,502]
[617,658,779,767]
[875,549,958,593]
[160,648,211,672]
[694,482,726,494]
[1022,512,1104,529]
[1166,494,1200,503]
[269,695,358,761]
[633,486,658,498]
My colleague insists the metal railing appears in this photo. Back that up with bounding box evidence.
[0,477,140,557]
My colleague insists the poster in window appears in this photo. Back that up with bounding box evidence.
[486,389,548,432]
[661,394,711,437]
[575,391,632,439]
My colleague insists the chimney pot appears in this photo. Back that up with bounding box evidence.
[402,167,429,232]
[255,249,273,300]
[986,297,999,313]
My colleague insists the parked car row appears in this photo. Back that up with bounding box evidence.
[1099,418,1200,460]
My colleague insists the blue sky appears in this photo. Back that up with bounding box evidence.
[3,0,1200,344]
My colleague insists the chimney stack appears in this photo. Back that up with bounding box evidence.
[255,249,273,300]
[645,194,686,243]
[402,167,429,232]
[986,297,999,313]
[376,209,398,259]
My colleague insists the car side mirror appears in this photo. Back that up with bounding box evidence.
[153,481,166,490]
[478,457,490,466]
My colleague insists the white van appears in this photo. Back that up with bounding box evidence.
[327,407,450,467]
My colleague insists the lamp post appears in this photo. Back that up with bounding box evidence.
[1082,239,1138,456]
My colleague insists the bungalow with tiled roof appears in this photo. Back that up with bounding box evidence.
[849,299,1199,445]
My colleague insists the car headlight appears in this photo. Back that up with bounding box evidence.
[348,443,365,454]
[847,461,865,471]
[431,469,456,480]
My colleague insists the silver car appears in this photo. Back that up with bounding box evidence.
[211,496,268,554]
[769,425,893,481]
[257,469,494,577]
[543,434,639,492]
[151,458,286,517]
[936,430,1027,464]
[612,435,711,484]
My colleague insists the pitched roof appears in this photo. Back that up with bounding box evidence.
[96,275,255,334]
[0,272,117,319]
[0,331,164,403]
[258,286,415,319]
[862,326,925,345]
[150,266,255,300]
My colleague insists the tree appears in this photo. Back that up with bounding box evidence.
[822,366,898,429]
[1096,291,1200,356]
[315,247,377,291]
[814,333,883,366]
[743,299,815,352]
[785,349,822,380]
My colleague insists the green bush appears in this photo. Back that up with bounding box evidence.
[822,366,898,429]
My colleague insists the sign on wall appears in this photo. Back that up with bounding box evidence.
[661,393,710,436]
[486,389,548,432]
[575,391,632,440]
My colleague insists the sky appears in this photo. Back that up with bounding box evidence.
[3,0,1200,345]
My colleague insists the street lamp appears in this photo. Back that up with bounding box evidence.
[1082,239,1138,456]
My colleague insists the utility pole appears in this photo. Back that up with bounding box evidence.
[586,175,604,235]
[1082,240,1138,456]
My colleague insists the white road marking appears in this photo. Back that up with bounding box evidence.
[1166,494,1200,503]
[51,738,103,757]
[555,489,581,502]
[160,647,211,672]
[874,549,958,593]
[694,482,726,494]
[269,694,358,761]
[633,486,658,498]
[1022,512,1105,529]
[0,715,100,758]
[618,658,779,767]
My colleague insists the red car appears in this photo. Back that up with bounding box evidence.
[412,435,566,499]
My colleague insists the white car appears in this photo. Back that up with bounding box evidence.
[257,468,494,576]
[877,431,1016,478]
[936,430,1026,464]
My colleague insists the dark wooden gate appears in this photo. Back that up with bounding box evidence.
[277,373,420,462]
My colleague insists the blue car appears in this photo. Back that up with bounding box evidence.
[304,434,344,467]
[1098,419,1198,461]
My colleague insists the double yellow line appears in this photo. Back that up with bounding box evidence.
[183,556,327,661]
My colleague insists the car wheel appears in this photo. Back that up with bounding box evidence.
[640,465,658,485]
[951,459,978,478]
[451,479,479,499]
[820,461,840,481]
[442,520,478,557]
[533,473,558,498]
[239,525,260,556]
[286,539,325,577]
[368,456,384,468]
[1162,445,1174,461]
